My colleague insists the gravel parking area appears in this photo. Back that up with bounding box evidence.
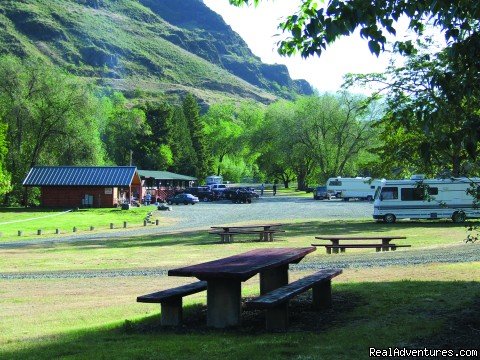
[0,196,372,248]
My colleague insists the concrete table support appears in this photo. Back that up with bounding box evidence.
[260,265,289,295]
[161,298,182,326]
[265,303,289,331]
[207,279,241,328]
[312,280,332,310]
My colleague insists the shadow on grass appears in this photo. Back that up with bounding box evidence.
[2,281,479,360]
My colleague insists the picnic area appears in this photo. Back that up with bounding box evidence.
[1,198,479,359]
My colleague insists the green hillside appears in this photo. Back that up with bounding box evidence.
[0,0,312,104]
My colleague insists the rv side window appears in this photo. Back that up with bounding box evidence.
[380,187,398,200]
[428,187,438,195]
[329,180,342,186]
[401,188,425,201]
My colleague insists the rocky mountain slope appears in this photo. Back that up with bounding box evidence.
[0,0,313,104]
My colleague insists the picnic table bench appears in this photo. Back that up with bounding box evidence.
[312,236,410,254]
[137,281,207,326]
[246,268,342,331]
[210,224,285,243]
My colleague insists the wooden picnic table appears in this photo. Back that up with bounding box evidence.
[210,223,284,242]
[168,246,316,328]
[312,235,408,254]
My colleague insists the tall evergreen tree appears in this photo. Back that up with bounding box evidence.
[169,107,198,176]
[182,93,210,181]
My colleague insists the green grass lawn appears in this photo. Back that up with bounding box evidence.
[0,207,163,241]
[0,220,479,359]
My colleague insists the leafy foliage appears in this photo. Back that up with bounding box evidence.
[0,55,104,204]
[230,0,480,58]
[183,94,211,180]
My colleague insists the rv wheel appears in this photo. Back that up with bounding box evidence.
[384,214,396,224]
[452,211,466,223]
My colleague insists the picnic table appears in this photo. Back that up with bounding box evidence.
[168,246,316,328]
[312,235,409,254]
[210,223,284,242]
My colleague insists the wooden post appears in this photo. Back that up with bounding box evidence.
[110,223,114,229]
[73,226,77,233]
[123,221,127,228]
[18,230,22,236]
[143,220,147,226]
[155,219,159,226]
[90,226,94,231]
[55,229,59,234]
[37,229,42,235]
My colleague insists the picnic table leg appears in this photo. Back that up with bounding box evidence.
[332,240,340,254]
[207,279,241,328]
[382,239,390,251]
[260,264,288,295]
[161,297,182,326]
[312,280,332,310]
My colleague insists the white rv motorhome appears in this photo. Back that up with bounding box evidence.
[326,177,381,201]
[373,176,480,223]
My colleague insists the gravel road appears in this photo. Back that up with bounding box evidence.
[0,196,372,248]
[2,244,477,280]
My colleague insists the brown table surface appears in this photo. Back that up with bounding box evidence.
[314,236,406,240]
[168,247,315,281]
[210,224,283,230]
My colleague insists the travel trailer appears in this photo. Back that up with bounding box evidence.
[373,175,480,223]
[326,177,382,201]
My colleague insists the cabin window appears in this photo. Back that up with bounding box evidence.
[428,187,438,195]
[329,180,342,186]
[380,187,398,200]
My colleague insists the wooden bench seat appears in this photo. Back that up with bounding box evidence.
[137,281,207,326]
[246,269,342,331]
[312,243,411,254]
[209,229,285,243]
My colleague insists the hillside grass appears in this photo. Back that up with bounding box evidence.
[0,0,278,104]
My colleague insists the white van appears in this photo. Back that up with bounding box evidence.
[326,177,381,201]
[373,176,480,223]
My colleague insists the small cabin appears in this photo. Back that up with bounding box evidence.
[22,166,142,208]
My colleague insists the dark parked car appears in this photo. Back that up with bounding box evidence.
[230,188,256,203]
[313,186,334,200]
[184,186,218,201]
[167,193,199,205]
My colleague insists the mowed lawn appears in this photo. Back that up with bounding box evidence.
[0,207,169,241]
[0,220,479,359]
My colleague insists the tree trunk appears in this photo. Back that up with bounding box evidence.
[297,172,307,191]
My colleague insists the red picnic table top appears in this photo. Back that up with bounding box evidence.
[168,247,316,281]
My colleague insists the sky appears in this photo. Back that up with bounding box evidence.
[203,0,395,93]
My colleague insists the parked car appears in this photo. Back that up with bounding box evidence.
[183,186,217,201]
[230,188,255,203]
[167,193,199,205]
[313,186,334,200]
